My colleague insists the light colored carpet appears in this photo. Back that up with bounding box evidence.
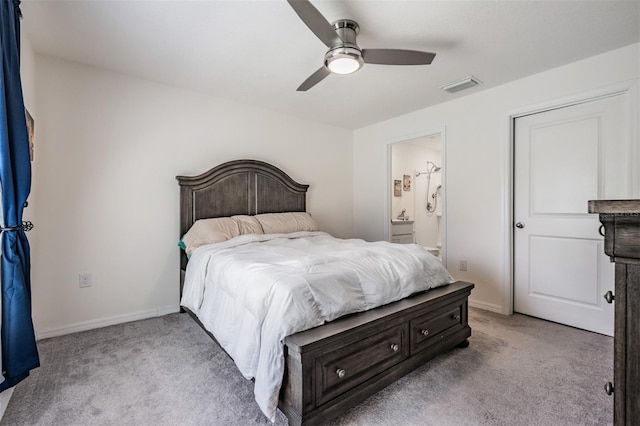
[1,307,613,425]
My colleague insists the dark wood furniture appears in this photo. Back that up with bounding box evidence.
[177,159,309,292]
[177,159,474,425]
[589,199,640,426]
[281,281,472,425]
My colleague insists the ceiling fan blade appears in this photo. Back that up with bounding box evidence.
[297,66,331,91]
[362,49,436,65]
[287,0,343,48]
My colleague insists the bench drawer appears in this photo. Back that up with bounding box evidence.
[314,322,408,406]
[410,302,464,355]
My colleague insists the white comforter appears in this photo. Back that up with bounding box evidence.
[180,231,453,421]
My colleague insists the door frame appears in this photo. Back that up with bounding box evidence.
[502,80,639,315]
[384,127,448,267]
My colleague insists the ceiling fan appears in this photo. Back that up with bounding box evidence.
[287,0,436,91]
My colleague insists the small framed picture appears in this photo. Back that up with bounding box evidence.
[403,174,411,191]
[394,180,402,197]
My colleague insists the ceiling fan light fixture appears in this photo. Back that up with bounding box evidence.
[324,47,363,75]
[288,0,437,90]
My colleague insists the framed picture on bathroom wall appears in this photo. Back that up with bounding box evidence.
[403,174,411,191]
[394,180,402,197]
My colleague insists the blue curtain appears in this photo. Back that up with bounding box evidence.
[0,0,39,392]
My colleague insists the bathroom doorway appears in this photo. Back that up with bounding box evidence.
[389,133,445,262]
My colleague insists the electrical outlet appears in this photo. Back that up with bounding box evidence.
[79,273,92,288]
[459,260,467,272]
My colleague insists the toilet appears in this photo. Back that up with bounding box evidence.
[423,246,440,258]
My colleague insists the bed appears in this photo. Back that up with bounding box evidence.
[177,159,474,425]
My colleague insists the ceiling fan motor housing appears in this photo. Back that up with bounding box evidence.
[324,19,363,74]
[332,19,360,45]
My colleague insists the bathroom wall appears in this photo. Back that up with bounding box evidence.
[390,140,441,248]
[390,144,416,221]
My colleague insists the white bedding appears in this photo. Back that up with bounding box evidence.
[180,231,453,421]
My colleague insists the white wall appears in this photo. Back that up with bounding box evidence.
[353,43,640,313]
[24,42,640,336]
[31,55,354,338]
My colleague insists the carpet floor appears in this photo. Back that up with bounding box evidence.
[1,307,613,425]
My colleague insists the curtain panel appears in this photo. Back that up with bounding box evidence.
[0,0,39,392]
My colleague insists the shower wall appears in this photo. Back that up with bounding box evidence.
[414,155,441,249]
[391,141,441,248]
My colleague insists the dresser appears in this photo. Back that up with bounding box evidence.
[588,200,640,426]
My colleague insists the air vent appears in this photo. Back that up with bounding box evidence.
[441,76,482,93]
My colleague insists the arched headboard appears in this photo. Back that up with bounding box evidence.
[176,159,310,272]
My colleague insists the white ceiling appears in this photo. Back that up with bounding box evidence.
[21,0,640,130]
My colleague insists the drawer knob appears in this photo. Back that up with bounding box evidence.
[421,329,429,336]
[336,368,346,379]
[604,291,615,304]
[452,314,460,320]
[390,343,399,352]
[605,382,614,396]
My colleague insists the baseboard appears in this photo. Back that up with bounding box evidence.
[0,388,14,422]
[35,305,181,340]
[469,299,503,314]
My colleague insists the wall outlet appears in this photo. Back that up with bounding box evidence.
[459,260,467,272]
[79,272,92,288]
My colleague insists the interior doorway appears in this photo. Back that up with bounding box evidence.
[513,93,630,336]
[389,133,445,263]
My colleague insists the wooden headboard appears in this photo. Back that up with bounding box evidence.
[176,159,310,272]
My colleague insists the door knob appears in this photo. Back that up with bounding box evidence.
[604,291,614,304]
[605,382,614,396]
[515,222,525,229]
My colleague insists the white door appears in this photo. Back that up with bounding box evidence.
[514,94,630,336]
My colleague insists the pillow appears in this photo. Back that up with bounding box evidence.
[232,215,264,235]
[180,217,240,254]
[254,212,319,234]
